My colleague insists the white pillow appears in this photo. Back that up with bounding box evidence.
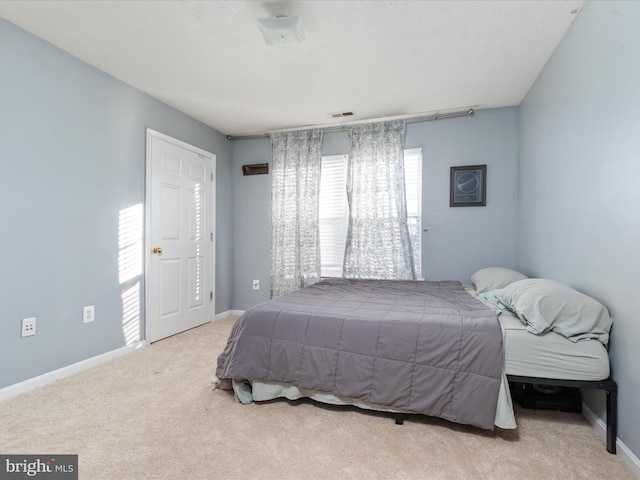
[495,278,612,344]
[471,267,527,294]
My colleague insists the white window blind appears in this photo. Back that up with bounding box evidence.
[319,149,422,278]
[319,154,349,278]
[403,148,422,279]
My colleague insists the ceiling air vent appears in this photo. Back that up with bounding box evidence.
[329,111,355,119]
[242,163,269,176]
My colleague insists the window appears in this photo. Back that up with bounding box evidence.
[319,149,422,278]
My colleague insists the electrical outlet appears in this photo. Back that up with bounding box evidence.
[252,280,260,290]
[21,317,36,337]
[83,305,95,323]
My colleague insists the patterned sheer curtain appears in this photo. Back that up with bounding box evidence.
[343,120,417,280]
[270,129,323,298]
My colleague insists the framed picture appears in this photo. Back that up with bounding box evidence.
[450,165,486,207]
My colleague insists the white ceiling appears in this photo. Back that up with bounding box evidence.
[0,0,584,137]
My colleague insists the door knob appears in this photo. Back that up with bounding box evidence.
[152,247,163,255]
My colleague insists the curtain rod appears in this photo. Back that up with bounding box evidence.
[226,108,474,141]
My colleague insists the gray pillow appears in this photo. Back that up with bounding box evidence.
[495,278,612,344]
[471,267,527,293]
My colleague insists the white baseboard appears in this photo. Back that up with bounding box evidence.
[0,340,146,403]
[214,310,245,321]
[582,401,640,478]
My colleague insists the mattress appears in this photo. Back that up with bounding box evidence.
[465,286,610,381]
[499,310,610,381]
[464,287,610,381]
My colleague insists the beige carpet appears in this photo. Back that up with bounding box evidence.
[0,316,633,480]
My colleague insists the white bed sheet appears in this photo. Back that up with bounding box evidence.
[465,286,611,381]
[500,310,610,380]
[234,375,516,429]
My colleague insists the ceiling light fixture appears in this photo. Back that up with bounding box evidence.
[255,16,306,46]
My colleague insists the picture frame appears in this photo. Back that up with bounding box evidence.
[450,164,486,207]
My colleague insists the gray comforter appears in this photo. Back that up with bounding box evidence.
[216,278,503,429]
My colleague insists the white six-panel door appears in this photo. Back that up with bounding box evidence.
[146,130,215,343]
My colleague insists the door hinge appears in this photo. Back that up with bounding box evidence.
[210,232,213,241]
[210,291,213,301]
[211,172,214,181]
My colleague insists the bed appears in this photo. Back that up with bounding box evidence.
[214,268,616,453]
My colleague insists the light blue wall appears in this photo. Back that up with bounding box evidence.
[231,108,520,309]
[518,0,640,457]
[406,108,519,281]
[0,19,232,389]
[230,138,272,309]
